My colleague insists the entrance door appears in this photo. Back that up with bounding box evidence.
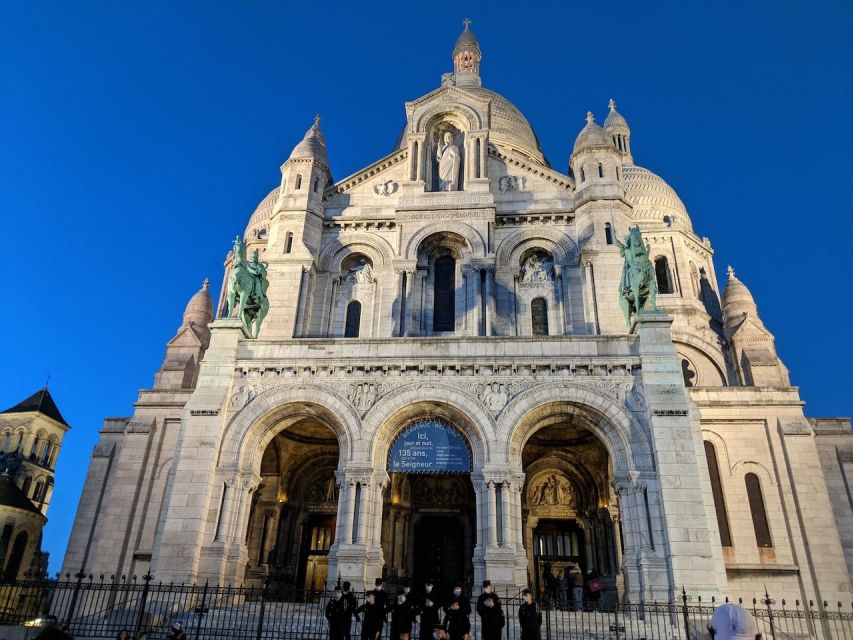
[299,516,336,590]
[413,516,465,591]
[533,520,586,601]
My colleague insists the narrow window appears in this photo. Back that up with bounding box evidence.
[616,166,620,180]
[531,297,548,336]
[411,141,419,181]
[33,479,44,504]
[580,167,586,182]
[21,476,32,497]
[29,438,38,458]
[352,483,361,543]
[313,178,319,193]
[4,532,28,580]
[432,255,456,332]
[285,232,293,254]
[643,487,655,551]
[704,442,732,546]
[604,223,613,245]
[745,473,772,547]
[654,257,673,294]
[681,359,696,387]
[475,138,481,178]
[295,174,302,190]
[598,162,604,178]
[344,301,362,338]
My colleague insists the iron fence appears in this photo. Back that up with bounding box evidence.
[0,575,850,639]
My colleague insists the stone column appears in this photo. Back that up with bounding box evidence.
[393,268,405,337]
[355,479,370,544]
[473,478,485,551]
[499,483,511,547]
[485,267,495,336]
[486,480,498,548]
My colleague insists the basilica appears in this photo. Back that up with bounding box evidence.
[62,23,852,606]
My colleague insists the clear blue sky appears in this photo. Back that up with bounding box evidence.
[1,1,851,576]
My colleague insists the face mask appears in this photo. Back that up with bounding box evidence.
[398,596,406,604]
[403,587,410,594]
[425,599,433,607]
[425,584,433,592]
[526,595,533,603]
[454,588,461,596]
[334,592,342,600]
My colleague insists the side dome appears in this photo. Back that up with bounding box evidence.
[183,279,213,326]
[244,187,279,240]
[572,112,615,154]
[622,164,692,230]
[721,266,757,321]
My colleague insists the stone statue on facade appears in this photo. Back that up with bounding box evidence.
[436,131,461,191]
[226,237,270,338]
[520,253,555,283]
[615,226,657,326]
[344,258,373,284]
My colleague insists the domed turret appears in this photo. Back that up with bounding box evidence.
[721,266,757,327]
[452,18,482,87]
[604,99,632,163]
[573,112,615,155]
[182,279,214,327]
[289,114,328,165]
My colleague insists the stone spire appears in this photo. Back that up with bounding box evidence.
[182,278,214,327]
[721,266,757,331]
[288,114,328,165]
[452,18,482,87]
[604,98,633,162]
[154,279,214,390]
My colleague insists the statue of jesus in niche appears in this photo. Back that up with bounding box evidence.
[435,131,461,191]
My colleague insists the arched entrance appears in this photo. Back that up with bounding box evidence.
[520,414,620,605]
[381,418,476,591]
[244,418,340,589]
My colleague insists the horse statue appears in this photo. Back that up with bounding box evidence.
[615,226,658,326]
[226,237,270,338]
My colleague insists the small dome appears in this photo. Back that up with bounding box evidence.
[622,164,692,229]
[454,21,481,55]
[573,112,615,154]
[183,279,213,327]
[721,266,757,321]
[244,187,279,240]
[289,115,328,165]
[604,99,628,130]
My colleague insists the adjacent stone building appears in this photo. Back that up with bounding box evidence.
[62,23,852,605]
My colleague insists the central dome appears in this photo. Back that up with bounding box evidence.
[397,85,548,166]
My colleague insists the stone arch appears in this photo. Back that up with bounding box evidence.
[524,453,601,510]
[361,382,495,469]
[413,101,484,134]
[495,227,579,268]
[499,382,652,477]
[404,222,486,261]
[318,232,395,272]
[220,384,359,475]
[701,429,733,477]
[672,335,727,386]
[731,460,776,487]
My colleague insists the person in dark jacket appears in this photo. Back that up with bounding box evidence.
[479,594,505,640]
[518,588,542,640]
[418,579,442,640]
[165,623,186,640]
[326,587,349,640]
[390,589,415,640]
[476,580,502,619]
[444,582,470,617]
[341,581,358,640]
[444,598,470,640]
[372,578,391,615]
[431,622,448,639]
[356,591,385,640]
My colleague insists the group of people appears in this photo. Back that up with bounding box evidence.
[326,579,544,640]
[542,563,602,612]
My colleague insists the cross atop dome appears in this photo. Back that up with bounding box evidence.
[463,17,471,30]
[453,18,482,87]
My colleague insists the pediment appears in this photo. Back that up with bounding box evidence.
[167,324,204,348]
[405,84,491,117]
[730,314,773,341]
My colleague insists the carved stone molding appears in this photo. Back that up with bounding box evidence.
[373,180,398,196]
[499,175,527,192]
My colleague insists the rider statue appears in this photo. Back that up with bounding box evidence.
[614,226,658,326]
[226,237,270,338]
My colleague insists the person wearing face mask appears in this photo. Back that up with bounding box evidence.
[476,580,502,619]
[390,589,415,640]
[444,598,470,640]
[444,583,470,617]
[356,591,384,640]
[419,579,441,639]
[518,588,542,640]
[340,581,358,640]
[479,594,505,640]
[431,622,447,639]
[325,587,349,640]
[372,578,391,617]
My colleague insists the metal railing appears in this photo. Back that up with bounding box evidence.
[0,575,851,639]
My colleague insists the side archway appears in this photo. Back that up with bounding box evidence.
[404,222,487,261]
[317,233,395,273]
[496,227,580,268]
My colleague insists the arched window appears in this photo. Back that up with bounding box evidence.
[29,437,38,458]
[531,298,549,336]
[654,257,673,294]
[704,442,732,546]
[33,479,45,504]
[20,476,32,498]
[598,162,604,178]
[4,532,28,580]
[285,232,293,254]
[411,141,419,181]
[313,178,319,193]
[745,473,772,547]
[433,255,456,332]
[681,359,696,387]
[295,174,303,190]
[344,301,362,338]
[604,223,613,245]
[580,167,586,182]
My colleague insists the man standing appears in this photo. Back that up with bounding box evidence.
[476,580,501,618]
[518,589,542,640]
[356,591,384,640]
[390,589,415,640]
[419,579,442,640]
[341,581,358,640]
[479,594,505,640]
[445,582,470,617]
[326,586,349,640]
[569,565,584,612]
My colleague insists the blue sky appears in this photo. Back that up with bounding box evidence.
[1,1,851,576]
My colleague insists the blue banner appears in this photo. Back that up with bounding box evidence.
[388,419,471,473]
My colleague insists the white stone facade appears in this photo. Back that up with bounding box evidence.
[62,24,852,607]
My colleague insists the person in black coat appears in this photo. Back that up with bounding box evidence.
[341,582,358,640]
[325,587,349,640]
[355,591,385,640]
[372,578,391,616]
[418,579,442,640]
[479,594,505,640]
[518,589,542,640]
[476,580,502,619]
[444,598,470,640]
[390,590,415,640]
[444,582,470,617]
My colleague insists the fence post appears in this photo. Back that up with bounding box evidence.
[680,586,692,639]
[761,588,776,640]
[133,571,153,639]
[193,580,209,640]
[544,600,551,640]
[255,577,268,640]
[63,570,86,627]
